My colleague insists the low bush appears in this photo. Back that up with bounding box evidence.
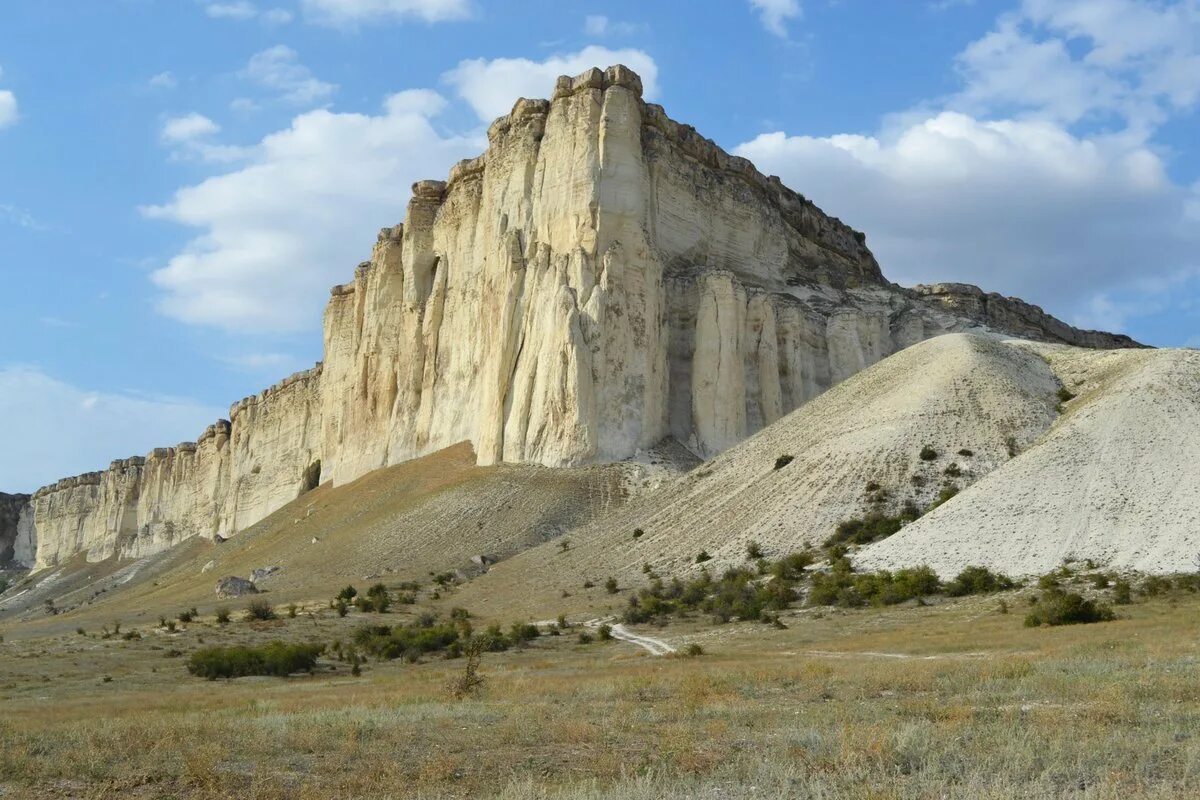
[604,577,619,594]
[774,454,794,470]
[244,600,276,621]
[695,551,712,564]
[597,624,613,641]
[1024,589,1115,627]
[1057,387,1077,403]
[337,585,358,601]
[1112,580,1133,605]
[919,445,938,461]
[809,562,940,608]
[944,566,1015,597]
[825,507,918,549]
[354,583,391,613]
[178,608,198,623]
[187,642,324,680]
[215,607,231,624]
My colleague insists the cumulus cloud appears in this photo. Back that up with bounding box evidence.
[301,0,473,26]
[162,112,220,142]
[0,366,223,492]
[242,45,337,106]
[160,113,248,163]
[749,0,802,38]
[142,90,481,331]
[445,45,660,122]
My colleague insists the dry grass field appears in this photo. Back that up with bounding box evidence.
[1,578,1197,799]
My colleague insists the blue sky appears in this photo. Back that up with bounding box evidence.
[1,0,1197,491]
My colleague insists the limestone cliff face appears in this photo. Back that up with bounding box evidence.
[29,368,323,569]
[19,65,1138,570]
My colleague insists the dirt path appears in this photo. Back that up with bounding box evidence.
[584,618,675,656]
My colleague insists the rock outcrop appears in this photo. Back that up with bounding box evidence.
[912,284,1141,350]
[16,65,1140,571]
[0,492,35,568]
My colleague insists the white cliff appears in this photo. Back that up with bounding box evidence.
[18,65,1139,571]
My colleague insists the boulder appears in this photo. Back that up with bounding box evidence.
[215,576,258,598]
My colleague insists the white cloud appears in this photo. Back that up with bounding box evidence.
[0,90,17,129]
[736,112,1198,326]
[749,0,802,38]
[445,46,660,122]
[205,1,258,19]
[0,366,223,493]
[160,113,248,163]
[162,112,220,142]
[142,90,481,331]
[149,71,178,90]
[583,15,646,37]
[952,0,1200,135]
[0,204,48,232]
[242,45,337,106]
[301,0,473,26]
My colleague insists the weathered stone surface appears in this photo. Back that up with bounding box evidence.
[0,492,34,568]
[215,576,258,598]
[17,65,1140,571]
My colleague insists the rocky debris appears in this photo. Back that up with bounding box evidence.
[215,576,258,598]
[201,560,215,574]
[250,566,281,582]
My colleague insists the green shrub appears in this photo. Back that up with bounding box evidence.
[1140,576,1172,597]
[1090,573,1111,589]
[919,445,938,461]
[244,600,276,621]
[335,598,349,617]
[928,485,959,511]
[604,577,619,594]
[683,643,704,657]
[695,550,712,564]
[1024,589,1115,627]
[943,462,962,478]
[632,528,644,539]
[774,454,794,470]
[178,608,198,623]
[944,566,1015,597]
[577,631,594,644]
[597,624,613,641]
[746,540,764,560]
[957,448,974,457]
[215,607,231,624]
[1057,387,1077,403]
[825,509,916,549]
[187,642,323,680]
[1112,580,1133,605]
[337,585,358,601]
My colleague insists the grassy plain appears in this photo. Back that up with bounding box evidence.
[1,582,1197,799]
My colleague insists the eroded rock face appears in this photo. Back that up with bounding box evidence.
[20,65,1139,570]
[0,492,34,568]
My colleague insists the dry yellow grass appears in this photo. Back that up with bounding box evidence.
[1,585,1198,798]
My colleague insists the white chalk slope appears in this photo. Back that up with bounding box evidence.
[860,342,1200,576]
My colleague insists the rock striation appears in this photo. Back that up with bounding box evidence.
[16,65,1140,571]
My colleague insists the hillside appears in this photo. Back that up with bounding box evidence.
[0,444,638,633]
[859,344,1200,576]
